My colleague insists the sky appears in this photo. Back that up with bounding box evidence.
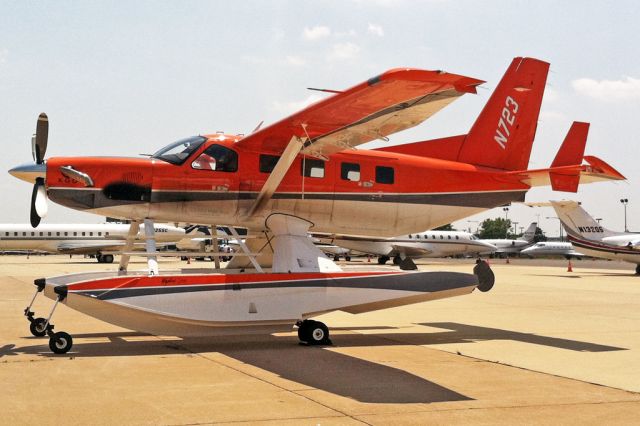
[1,0,639,237]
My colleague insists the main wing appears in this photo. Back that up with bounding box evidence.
[236,68,484,158]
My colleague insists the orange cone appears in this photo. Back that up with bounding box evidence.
[567,260,573,272]
[367,255,371,263]
[187,257,191,264]
[506,257,510,264]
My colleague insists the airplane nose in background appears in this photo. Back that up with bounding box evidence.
[8,162,47,184]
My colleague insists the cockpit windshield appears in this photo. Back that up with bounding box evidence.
[151,136,206,165]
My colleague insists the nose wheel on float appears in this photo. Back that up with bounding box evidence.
[23,279,73,354]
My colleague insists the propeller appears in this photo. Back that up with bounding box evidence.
[29,113,49,227]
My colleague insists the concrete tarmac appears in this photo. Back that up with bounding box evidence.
[1,255,640,425]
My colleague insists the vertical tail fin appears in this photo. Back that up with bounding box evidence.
[550,201,618,240]
[522,222,538,242]
[457,57,550,170]
[548,121,589,192]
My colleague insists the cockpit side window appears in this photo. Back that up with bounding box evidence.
[192,144,238,172]
[152,136,206,165]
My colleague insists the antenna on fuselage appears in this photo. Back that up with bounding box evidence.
[307,87,343,94]
[251,120,264,134]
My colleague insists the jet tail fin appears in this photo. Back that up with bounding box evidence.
[549,201,619,240]
[522,222,538,242]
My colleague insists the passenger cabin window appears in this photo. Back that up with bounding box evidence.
[73,232,77,236]
[98,232,102,236]
[259,155,280,173]
[90,232,93,236]
[56,232,60,236]
[39,232,43,237]
[302,159,325,178]
[31,232,34,236]
[48,232,51,236]
[191,144,238,172]
[341,162,360,182]
[65,232,68,236]
[375,166,394,184]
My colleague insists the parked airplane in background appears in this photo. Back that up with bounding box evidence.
[323,231,496,268]
[0,223,187,263]
[480,222,538,256]
[550,201,640,274]
[520,241,585,259]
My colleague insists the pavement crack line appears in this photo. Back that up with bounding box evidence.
[351,398,640,419]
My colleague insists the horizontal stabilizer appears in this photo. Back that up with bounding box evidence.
[507,156,625,192]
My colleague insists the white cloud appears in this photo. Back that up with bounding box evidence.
[272,94,324,115]
[543,87,559,103]
[335,29,357,37]
[327,42,361,61]
[303,25,331,41]
[0,48,8,64]
[285,55,306,67]
[367,23,384,37]
[539,110,566,122]
[572,76,640,101]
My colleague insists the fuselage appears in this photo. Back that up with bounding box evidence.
[0,223,185,254]
[331,230,496,258]
[520,242,583,258]
[38,135,530,237]
[480,238,533,254]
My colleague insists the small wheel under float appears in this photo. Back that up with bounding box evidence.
[49,331,73,354]
[297,320,331,345]
[29,317,48,337]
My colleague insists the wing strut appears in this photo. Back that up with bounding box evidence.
[246,135,305,216]
[118,221,140,274]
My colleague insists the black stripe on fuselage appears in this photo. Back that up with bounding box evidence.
[49,188,527,209]
[72,271,478,301]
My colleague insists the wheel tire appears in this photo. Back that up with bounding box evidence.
[333,255,340,261]
[49,331,73,354]
[377,256,388,265]
[345,256,351,262]
[392,256,401,265]
[308,321,330,345]
[96,255,104,263]
[297,321,311,342]
[29,317,48,337]
[103,254,114,263]
[636,264,640,275]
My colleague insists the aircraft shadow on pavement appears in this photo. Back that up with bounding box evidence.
[1,332,471,404]
[415,322,626,352]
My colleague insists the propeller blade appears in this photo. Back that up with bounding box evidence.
[34,113,48,164]
[30,178,47,228]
